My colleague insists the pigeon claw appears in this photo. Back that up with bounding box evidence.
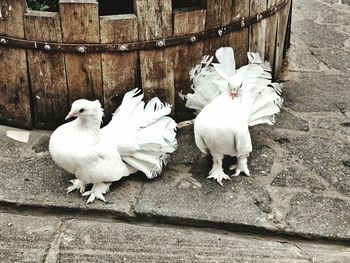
[82,182,111,204]
[207,171,231,186]
[67,179,86,194]
[230,158,250,177]
[232,165,250,177]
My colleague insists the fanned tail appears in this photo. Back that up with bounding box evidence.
[212,47,236,80]
[239,53,283,126]
[123,115,177,178]
[182,47,283,125]
[180,55,222,113]
[107,89,177,179]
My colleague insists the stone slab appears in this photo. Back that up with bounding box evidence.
[0,213,60,262]
[310,48,350,73]
[280,134,350,196]
[59,219,350,262]
[321,0,341,4]
[287,193,350,240]
[0,126,142,217]
[135,125,279,231]
[274,109,309,131]
[283,72,350,112]
[322,10,350,25]
[2,213,350,262]
[272,167,326,193]
[292,0,323,23]
[292,19,348,48]
[135,163,275,227]
[285,34,325,72]
[293,0,350,25]
[305,112,350,133]
[136,123,350,240]
[167,124,203,166]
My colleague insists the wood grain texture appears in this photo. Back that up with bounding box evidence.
[59,0,102,104]
[100,14,139,116]
[249,0,268,60]
[135,0,174,105]
[173,8,206,120]
[140,49,174,104]
[203,0,232,55]
[275,0,292,77]
[0,0,32,128]
[24,11,68,129]
[265,0,278,76]
[228,0,250,68]
[134,0,172,41]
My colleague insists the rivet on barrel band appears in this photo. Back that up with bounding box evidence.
[241,19,245,28]
[119,45,127,51]
[0,0,290,53]
[44,44,51,51]
[77,46,86,53]
[156,40,165,47]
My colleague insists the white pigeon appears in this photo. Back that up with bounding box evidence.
[49,89,177,203]
[181,47,283,185]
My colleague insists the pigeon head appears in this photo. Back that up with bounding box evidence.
[65,99,104,122]
[228,74,243,92]
[215,73,243,98]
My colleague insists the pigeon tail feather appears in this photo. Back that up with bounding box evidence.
[182,48,283,126]
[239,53,283,126]
[107,89,177,179]
[181,55,222,113]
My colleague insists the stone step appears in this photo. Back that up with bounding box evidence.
[1,212,349,262]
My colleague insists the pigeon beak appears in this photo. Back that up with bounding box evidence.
[65,112,77,120]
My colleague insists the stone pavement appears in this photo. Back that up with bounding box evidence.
[0,0,350,261]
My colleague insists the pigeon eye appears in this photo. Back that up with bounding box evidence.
[79,108,85,113]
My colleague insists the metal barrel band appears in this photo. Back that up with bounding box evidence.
[0,0,289,53]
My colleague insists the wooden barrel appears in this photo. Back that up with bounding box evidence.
[0,0,292,129]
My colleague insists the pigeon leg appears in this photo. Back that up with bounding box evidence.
[207,153,231,186]
[67,179,87,194]
[82,182,111,204]
[231,156,250,177]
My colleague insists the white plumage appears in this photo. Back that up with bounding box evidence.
[49,89,177,203]
[182,47,283,185]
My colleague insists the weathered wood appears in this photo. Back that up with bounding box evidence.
[203,0,232,55]
[265,0,278,76]
[275,0,292,77]
[134,0,172,42]
[0,0,292,128]
[0,0,32,128]
[283,2,292,57]
[59,0,102,104]
[139,49,174,104]
[24,11,68,129]
[100,14,139,117]
[173,8,206,120]
[249,0,268,60]
[228,0,250,68]
[135,0,174,105]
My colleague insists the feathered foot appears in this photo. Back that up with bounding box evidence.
[67,179,87,194]
[207,169,231,186]
[207,153,231,186]
[230,156,250,177]
[82,182,111,204]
